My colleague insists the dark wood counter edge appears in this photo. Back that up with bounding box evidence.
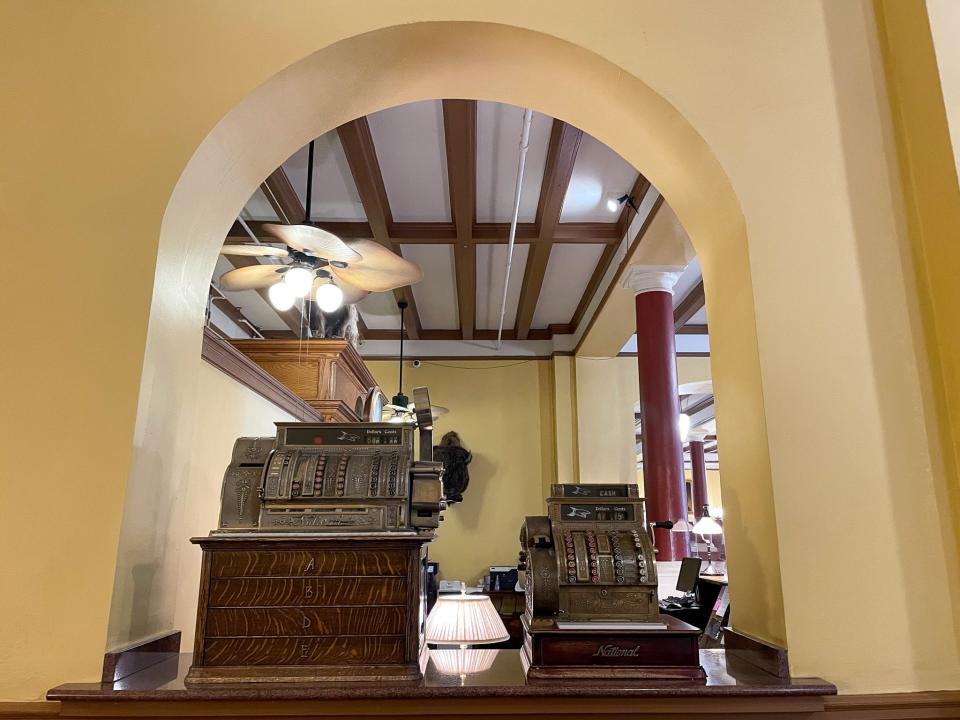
[101,631,181,683]
[201,328,323,422]
[723,627,790,678]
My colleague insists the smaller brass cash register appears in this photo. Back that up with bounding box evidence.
[518,484,704,680]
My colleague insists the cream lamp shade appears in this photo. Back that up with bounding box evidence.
[691,515,723,536]
[425,593,509,646]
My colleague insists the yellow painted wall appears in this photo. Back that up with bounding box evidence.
[366,360,551,585]
[1,0,958,699]
[575,356,713,486]
[109,360,295,651]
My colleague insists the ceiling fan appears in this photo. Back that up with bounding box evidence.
[382,300,449,424]
[217,141,422,313]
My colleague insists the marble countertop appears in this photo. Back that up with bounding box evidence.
[49,649,835,702]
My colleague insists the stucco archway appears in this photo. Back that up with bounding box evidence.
[118,21,782,650]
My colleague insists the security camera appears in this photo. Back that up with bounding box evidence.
[412,359,422,368]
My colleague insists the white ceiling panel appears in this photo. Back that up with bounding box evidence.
[475,102,552,223]
[531,244,605,328]
[241,187,280,221]
[357,291,402,330]
[688,306,708,324]
[475,243,530,330]
[281,133,366,221]
[559,134,639,223]
[368,100,451,222]
[401,244,459,329]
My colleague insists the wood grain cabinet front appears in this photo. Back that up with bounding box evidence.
[187,536,429,683]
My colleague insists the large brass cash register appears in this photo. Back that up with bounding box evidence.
[518,484,704,680]
[187,388,444,684]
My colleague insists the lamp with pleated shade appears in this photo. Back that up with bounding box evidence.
[425,592,509,683]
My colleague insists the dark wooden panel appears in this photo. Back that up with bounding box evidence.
[208,577,406,607]
[210,550,408,578]
[205,607,406,637]
[538,634,699,668]
[201,636,405,666]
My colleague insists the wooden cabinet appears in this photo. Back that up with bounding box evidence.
[187,536,428,683]
[230,339,377,422]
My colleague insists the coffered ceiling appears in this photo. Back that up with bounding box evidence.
[207,100,708,358]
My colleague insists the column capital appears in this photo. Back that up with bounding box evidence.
[687,432,708,444]
[621,264,686,295]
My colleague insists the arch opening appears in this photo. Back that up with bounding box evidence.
[109,20,782,654]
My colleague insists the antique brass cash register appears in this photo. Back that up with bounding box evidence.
[518,484,704,680]
[187,388,444,684]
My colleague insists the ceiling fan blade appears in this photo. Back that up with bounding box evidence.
[218,264,284,291]
[262,223,360,262]
[332,239,423,292]
[384,404,411,413]
[310,276,369,306]
[220,244,289,258]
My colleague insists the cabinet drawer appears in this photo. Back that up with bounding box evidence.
[211,550,408,578]
[201,636,406,666]
[205,606,406,637]
[208,577,406,607]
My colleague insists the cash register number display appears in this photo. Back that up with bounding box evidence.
[518,484,705,680]
[186,388,445,685]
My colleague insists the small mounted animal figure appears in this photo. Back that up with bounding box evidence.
[309,303,360,347]
[433,431,471,504]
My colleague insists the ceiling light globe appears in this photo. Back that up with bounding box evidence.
[268,281,296,311]
[315,282,344,313]
[606,196,620,213]
[283,266,314,297]
[678,413,691,443]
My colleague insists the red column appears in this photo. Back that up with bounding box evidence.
[626,267,689,561]
[689,437,708,520]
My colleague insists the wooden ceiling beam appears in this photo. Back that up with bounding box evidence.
[228,220,373,241]
[443,99,478,340]
[515,120,583,340]
[338,116,421,339]
[677,323,709,335]
[674,279,705,331]
[683,394,715,417]
[573,195,666,354]
[569,243,618,334]
[615,174,651,239]
[224,255,306,337]
[261,167,304,225]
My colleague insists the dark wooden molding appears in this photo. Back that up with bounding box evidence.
[674,280,705,331]
[200,328,323,422]
[823,691,960,717]
[722,629,789,678]
[574,195,665,355]
[677,323,708,335]
[442,99,477,340]
[516,121,583,340]
[102,631,181,684]
[618,350,710,359]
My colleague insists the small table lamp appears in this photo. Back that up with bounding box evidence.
[425,592,509,683]
[691,506,724,576]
